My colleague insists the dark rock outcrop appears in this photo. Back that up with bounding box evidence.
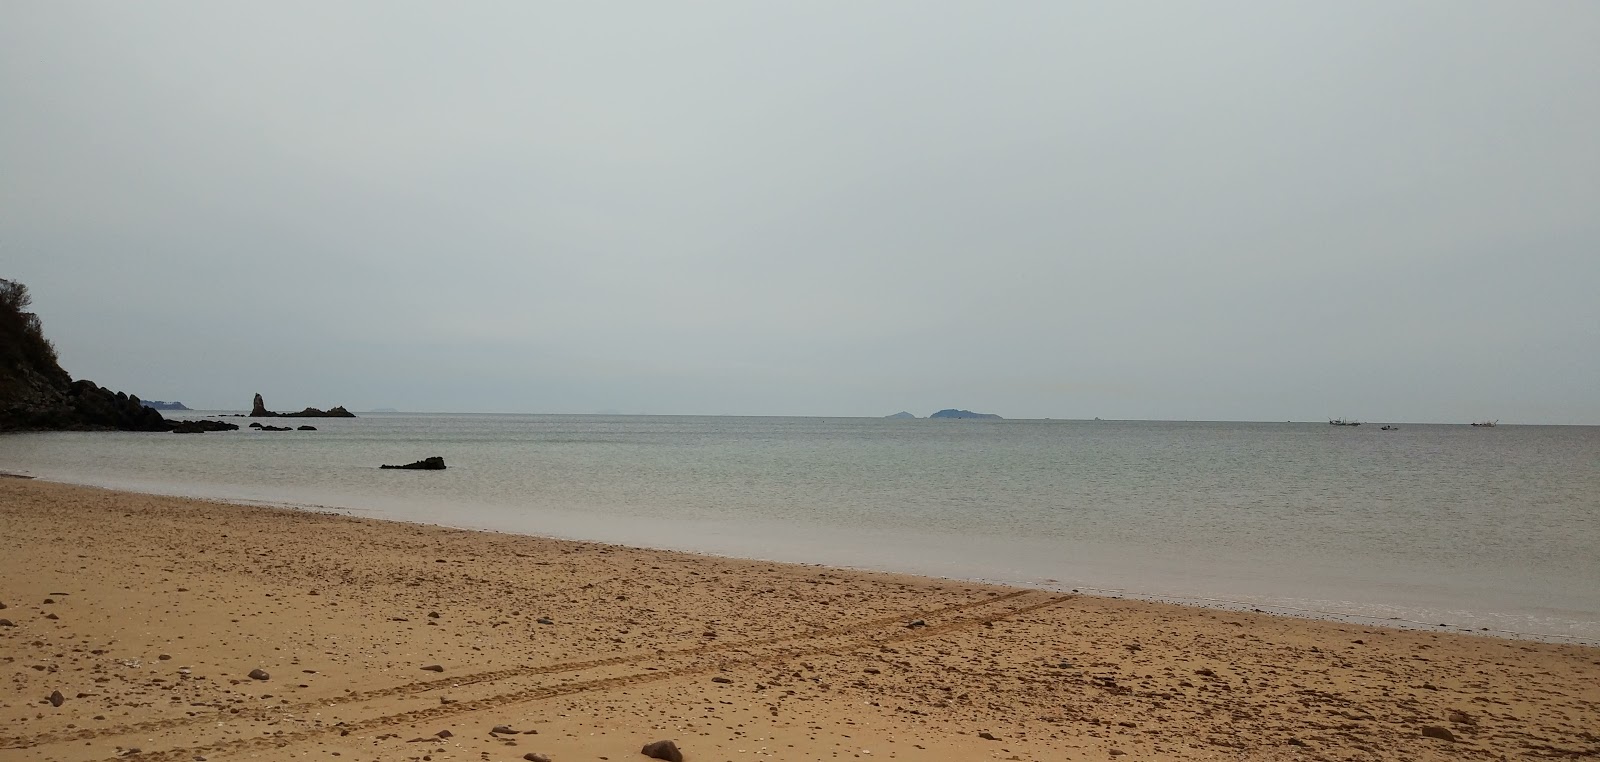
[1,280,173,432]
[381,456,446,470]
[929,408,1003,420]
[140,400,191,411]
[169,420,240,434]
[884,411,917,419]
[249,393,356,418]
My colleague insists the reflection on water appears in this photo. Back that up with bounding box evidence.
[3,415,1597,640]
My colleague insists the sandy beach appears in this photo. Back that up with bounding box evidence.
[2,479,1596,762]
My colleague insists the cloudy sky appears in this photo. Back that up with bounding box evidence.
[2,2,1595,422]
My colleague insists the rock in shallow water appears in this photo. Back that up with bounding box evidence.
[380,456,446,470]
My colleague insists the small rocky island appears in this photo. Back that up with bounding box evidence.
[929,408,1003,420]
[885,411,917,419]
[140,400,191,411]
[249,393,356,418]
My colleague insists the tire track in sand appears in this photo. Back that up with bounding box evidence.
[108,592,1070,762]
[2,589,1034,750]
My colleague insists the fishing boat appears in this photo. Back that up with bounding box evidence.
[1328,418,1362,426]
[1470,420,1498,427]
[1380,425,1398,430]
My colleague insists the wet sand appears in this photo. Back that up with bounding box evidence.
[2,479,1596,761]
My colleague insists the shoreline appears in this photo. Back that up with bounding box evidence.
[9,468,1598,646]
[2,478,1597,762]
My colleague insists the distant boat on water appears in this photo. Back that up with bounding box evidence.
[1380,425,1398,431]
[1328,418,1362,426]
[1470,420,1498,427]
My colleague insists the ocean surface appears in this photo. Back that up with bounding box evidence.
[3,414,1597,642]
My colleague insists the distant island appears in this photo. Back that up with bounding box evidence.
[929,408,1002,420]
[140,400,191,411]
[885,411,917,419]
[250,393,356,418]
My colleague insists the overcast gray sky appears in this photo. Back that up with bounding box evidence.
[2,2,1596,422]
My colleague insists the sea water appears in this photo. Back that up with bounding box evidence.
[3,415,1597,641]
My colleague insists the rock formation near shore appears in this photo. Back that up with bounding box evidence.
[0,279,170,432]
[249,393,356,418]
[140,400,191,411]
[169,420,240,434]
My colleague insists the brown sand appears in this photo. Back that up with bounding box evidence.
[1,479,1596,762]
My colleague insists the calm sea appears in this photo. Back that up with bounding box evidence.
[3,415,1597,641]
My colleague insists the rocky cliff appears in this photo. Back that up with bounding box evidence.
[0,279,170,432]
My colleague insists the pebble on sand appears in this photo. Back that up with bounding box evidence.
[247,668,270,680]
[421,664,445,672]
[523,754,551,762]
[640,740,683,762]
[48,690,65,707]
[1421,726,1457,742]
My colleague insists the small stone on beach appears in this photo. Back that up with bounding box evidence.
[640,740,683,762]
[247,668,269,681]
[421,664,444,672]
[1421,726,1457,742]
[48,690,65,707]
